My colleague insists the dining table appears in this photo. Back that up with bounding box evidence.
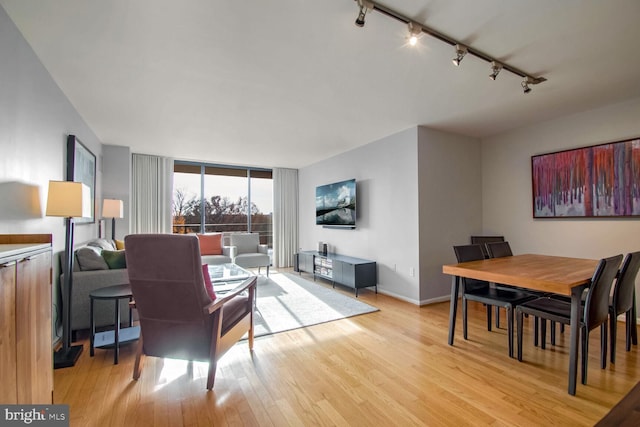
[442,253,599,396]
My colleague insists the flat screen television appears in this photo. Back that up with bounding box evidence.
[315,179,356,228]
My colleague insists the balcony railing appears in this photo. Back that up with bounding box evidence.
[172,222,273,247]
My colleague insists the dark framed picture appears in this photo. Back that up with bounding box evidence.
[66,135,96,223]
[532,138,640,218]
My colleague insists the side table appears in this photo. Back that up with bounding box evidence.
[89,284,140,364]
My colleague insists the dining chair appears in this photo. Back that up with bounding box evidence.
[485,241,512,258]
[485,241,514,329]
[516,254,623,385]
[470,235,505,259]
[453,244,536,357]
[485,241,547,343]
[609,251,640,364]
[125,234,257,390]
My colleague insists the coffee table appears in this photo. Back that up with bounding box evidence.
[208,263,254,294]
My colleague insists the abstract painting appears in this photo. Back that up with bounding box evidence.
[532,138,640,218]
[66,134,96,223]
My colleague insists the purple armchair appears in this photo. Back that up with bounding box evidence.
[124,234,256,390]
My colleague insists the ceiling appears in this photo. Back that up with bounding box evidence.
[3,0,640,169]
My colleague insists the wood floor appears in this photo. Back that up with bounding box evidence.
[55,271,639,426]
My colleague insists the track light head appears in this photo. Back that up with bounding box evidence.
[452,44,468,66]
[407,22,422,46]
[489,61,502,80]
[521,77,532,94]
[355,0,373,27]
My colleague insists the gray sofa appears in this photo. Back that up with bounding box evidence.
[201,247,234,265]
[63,237,234,334]
[60,238,131,333]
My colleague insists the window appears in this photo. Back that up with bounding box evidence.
[172,162,273,247]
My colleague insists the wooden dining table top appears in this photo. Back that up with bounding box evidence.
[442,253,599,296]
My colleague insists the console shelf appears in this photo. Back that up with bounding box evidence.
[294,251,377,297]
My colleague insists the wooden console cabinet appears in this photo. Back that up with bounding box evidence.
[0,234,53,404]
[295,251,377,296]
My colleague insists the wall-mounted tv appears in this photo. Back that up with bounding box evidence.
[316,179,356,228]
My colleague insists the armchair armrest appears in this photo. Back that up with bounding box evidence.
[258,244,268,255]
[204,276,257,315]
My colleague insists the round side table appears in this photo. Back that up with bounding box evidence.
[89,284,140,364]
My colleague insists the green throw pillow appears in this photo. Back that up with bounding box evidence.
[101,250,127,269]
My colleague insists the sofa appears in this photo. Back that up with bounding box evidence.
[60,238,131,333]
[196,233,235,265]
[63,234,235,334]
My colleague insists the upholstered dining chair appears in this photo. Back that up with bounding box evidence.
[609,251,640,363]
[485,241,514,329]
[486,241,551,344]
[124,234,257,390]
[453,244,536,357]
[470,235,505,259]
[516,254,622,385]
[485,241,512,258]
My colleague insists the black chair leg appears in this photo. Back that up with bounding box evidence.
[581,328,589,385]
[534,317,539,347]
[610,308,617,364]
[626,310,633,351]
[600,323,607,370]
[487,305,492,332]
[495,306,500,329]
[516,309,524,362]
[541,319,547,350]
[507,307,513,358]
[551,321,556,345]
[463,298,468,340]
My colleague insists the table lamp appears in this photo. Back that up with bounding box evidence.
[46,180,91,369]
[102,199,124,240]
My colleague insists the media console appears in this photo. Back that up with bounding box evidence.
[294,250,377,297]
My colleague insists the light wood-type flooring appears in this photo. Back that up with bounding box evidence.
[54,270,639,426]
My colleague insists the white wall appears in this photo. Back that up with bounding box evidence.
[299,127,421,302]
[102,145,131,240]
[482,96,640,311]
[0,5,103,340]
[418,127,482,303]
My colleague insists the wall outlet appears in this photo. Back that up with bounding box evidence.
[409,267,415,277]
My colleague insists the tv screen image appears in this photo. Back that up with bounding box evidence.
[316,179,356,227]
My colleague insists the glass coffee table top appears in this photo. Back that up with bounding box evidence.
[207,263,254,293]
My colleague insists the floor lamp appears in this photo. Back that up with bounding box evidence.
[102,199,124,240]
[46,180,91,369]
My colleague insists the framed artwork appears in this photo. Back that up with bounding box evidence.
[532,138,640,218]
[66,135,96,223]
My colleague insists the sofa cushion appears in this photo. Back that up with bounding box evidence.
[102,250,127,269]
[197,233,223,255]
[114,239,125,250]
[76,246,109,271]
[87,238,116,251]
[202,264,217,301]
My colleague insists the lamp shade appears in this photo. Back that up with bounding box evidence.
[46,181,91,218]
[102,199,124,218]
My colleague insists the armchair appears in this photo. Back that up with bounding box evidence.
[124,234,256,390]
[230,233,271,276]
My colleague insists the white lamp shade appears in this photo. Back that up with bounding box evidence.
[46,181,91,218]
[102,199,124,218]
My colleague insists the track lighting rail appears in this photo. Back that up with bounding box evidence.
[355,0,546,89]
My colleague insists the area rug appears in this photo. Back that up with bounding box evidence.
[251,272,379,337]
